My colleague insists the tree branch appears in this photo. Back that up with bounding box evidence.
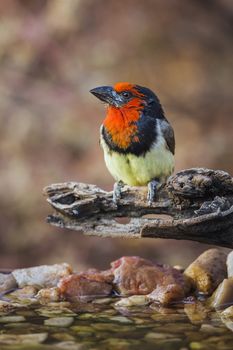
[44,168,233,248]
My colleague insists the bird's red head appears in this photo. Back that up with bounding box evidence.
[90,82,162,149]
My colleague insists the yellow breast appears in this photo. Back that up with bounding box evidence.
[100,132,174,186]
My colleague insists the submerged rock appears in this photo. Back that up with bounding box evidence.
[184,301,209,325]
[221,305,233,318]
[36,287,61,302]
[7,286,38,299]
[0,273,17,294]
[115,295,149,307]
[58,270,113,301]
[12,263,72,288]
[0,315,25,323]
[111,256,189,304]
[0,332,48,345]
[148,268,189,305]
[208,277,233,309]
[184,249,227,295]
[44,316,74,327]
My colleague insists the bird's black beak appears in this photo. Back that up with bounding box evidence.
[90,86,117,106]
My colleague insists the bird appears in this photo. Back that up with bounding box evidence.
[90,82,175,204]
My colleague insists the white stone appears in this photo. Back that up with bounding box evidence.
[0,273,17,293]
[12,263,72,288]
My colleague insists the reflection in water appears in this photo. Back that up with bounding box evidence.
[0,297,233,350]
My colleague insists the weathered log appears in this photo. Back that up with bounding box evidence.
[44,168,233,248]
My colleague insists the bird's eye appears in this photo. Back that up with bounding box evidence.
[121,91,131,99]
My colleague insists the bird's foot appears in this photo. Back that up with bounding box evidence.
[113,181,124,205]
[147,178,160,206]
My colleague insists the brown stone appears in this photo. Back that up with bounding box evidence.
[184,249,227,295]
[58,270,113,301]
[111,256,189,304]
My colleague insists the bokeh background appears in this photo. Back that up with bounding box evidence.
[0,0,232,270]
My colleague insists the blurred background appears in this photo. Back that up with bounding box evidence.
[0,0,232,270]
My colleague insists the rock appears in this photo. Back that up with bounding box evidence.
[0,333,48,345]
[227,251,233,277]
[36,287,61,302]
[55,341,85,350]
[0,273,17,293]
[0,300,13,313]
[115,295,149,307]
[220,306,233,331]
[71,325,94,333]
[52,333,76,341]
[148,276,187,305]
[221,305,233,318]
[44,316,74,327]
[108,316,133,324]
[58,270,113,301]
[7,286,38,299]
[200,324,225,334]
[0,315,25,323]
[208,277,233,309]
[12,263,72,288]
[36,305,76,317]
[111,256,189,304]
[92,297,112,304]
[184,302,209,325]
[4,322,31,329]
[184,249,227,295]
[91,322,133,332]
[144,332,177,340]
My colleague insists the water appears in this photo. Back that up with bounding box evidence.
[0,297,233,350]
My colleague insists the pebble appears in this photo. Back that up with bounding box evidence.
[0,332,48,345]
[144,332,177,340]
[36,306,76,317]
[0,273,17,293]
[220,306,233,331]
[0,315,25,323]
[37,287,60,302]
[12,263,72,288]
[92,297,113,304]
[91,322,133,332]
[184,248,227,295]
[115,295,149,307]
[108,315,133,324]
[209,278,233,309]
[220,305,233,318]
[55,341,86,350]
[4,322,31,328]
[0,300,13,314]
[184,302,209,325]
[71,325,94,333]
[200,323,226,334]
[8,285,38,299]
[44,316,74,327]
[52,332,76,341]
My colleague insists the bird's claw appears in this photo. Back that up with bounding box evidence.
[147,179,160,206]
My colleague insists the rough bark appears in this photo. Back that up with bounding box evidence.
[44,168,233,248]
